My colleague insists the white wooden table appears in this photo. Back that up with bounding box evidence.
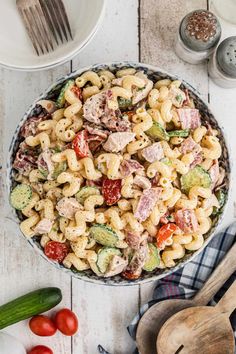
[1,1,236,353]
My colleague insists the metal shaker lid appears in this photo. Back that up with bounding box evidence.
[180,10,221,51]
[216,37,236,78]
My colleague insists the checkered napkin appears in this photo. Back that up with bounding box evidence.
[98,223,236,354]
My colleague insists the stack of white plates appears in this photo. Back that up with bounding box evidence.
[0,0,105,71]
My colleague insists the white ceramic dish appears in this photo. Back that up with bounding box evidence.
[0,0,105,71]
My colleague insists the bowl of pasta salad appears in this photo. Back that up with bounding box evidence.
[8,62,230,285]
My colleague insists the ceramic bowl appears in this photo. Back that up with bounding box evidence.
[7,62,231,285]
[0,0,105,71]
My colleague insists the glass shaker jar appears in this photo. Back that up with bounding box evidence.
[209,36,236,88]
[175,9,221,64]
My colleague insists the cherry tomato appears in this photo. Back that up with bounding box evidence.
[28,345,53,354]
[29,315,57,336]
[102,178,122,206]
[44,241,69,263]
[55,308,78,336]
[72,130,89,158]
[122,270,141,280]
[156,223,178,249]
[71,86,83,101]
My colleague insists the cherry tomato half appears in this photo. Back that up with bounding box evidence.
[122,270,141,280]
[72,130,89,158]
[102,178,122,206]
[55,308,78,336]
[28,345,53,354]
[71,86,83,101]
[156,223,178,249]
[29,315,57,337]
[44,241,69,263]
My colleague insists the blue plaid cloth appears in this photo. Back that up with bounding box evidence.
[98,223,236,354]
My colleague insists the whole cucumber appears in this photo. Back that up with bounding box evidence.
[0,287,62,329]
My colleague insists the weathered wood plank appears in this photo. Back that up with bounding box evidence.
[139,0,209,306]
[140,0,208,98]
[71,1,140,353]
[0,64,72,353]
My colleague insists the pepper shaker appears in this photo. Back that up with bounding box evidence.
[175,9,221,64]
[209,36,236,88]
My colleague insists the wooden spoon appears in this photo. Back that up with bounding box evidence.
[136,242,236,354]
[157,280,236,354]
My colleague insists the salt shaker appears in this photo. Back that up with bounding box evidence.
[175,9,221,64]
[209,36,236,88]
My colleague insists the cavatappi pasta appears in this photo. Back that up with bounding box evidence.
[10,68,226,279]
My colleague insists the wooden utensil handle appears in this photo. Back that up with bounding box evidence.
[193,242,236,306]
[216,280,236,315]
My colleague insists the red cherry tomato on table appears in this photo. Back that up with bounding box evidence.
[44,241,69,263]
[28,345,53,354]
[102,178,122,206]
[156,223,178,249]
[29,315,57,336]
[72,130,89,158]
[55,308,78,336]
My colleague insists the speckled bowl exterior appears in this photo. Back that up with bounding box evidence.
[7,62,231,286]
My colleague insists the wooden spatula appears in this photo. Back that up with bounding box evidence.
[157,280,236,354]
[136,242,236,354]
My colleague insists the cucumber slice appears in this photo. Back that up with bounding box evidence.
[212,189,226,215]
[76,186,100,204]
[168,129,189,138]
[146,121,169,141]
[180,165,212,194]
[57,80,75,108]
[10,184,32,210]
[90,224,118,247]
[51,161,67,180]
[97,247,121,273]
[118,97,132,110]
[143,243,160,272]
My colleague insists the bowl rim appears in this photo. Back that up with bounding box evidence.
[7,61,232,286]
[0,0,106,71]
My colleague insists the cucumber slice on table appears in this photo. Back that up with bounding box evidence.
[97,247,122,273]
[146,121,169,141]
[57,79,75,108]
[168,129,189,138]
[0,287,62,330]
[143,243,160,272]
[10,184,32,210]
[90,224,118,247]
[180,165,212,194]
[76,186,100,204]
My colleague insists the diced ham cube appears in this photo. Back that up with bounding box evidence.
[177,109,201,130]
[34,218,53,234]
[209,160,220,189]
[103,132,135,153]
[190,152,203,168]
[56,197,82,219]
[180,136,200,154]
[84,124,109,139]
[120,159,143,177]
[126,240,149,275]
[133,175,151,189]
[175,209,198,233]
[104,256,128,277]
[141,142,164,163]
[125,231,141,250]
[134,188,162,222]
